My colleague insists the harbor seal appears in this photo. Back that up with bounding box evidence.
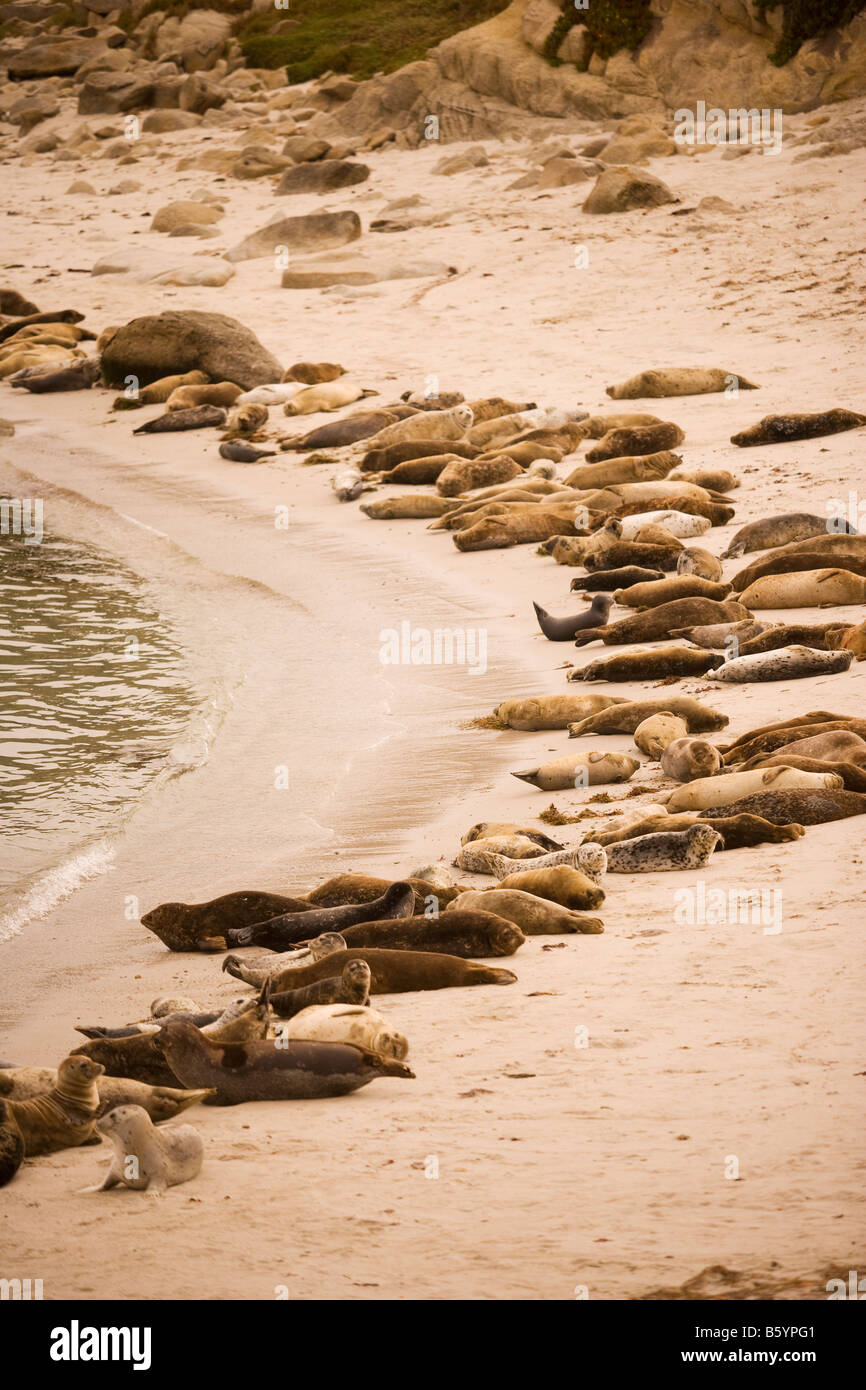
[224,958,372,1009]
[660,737,723,781]
[267,949,517,997]
[283,411,399,450]
[699,789,866,825]
[0,1101,23,1187]
[0,1069,212,1120]
[584,541,683,572]
[733,624,854,656]
[283,362,345,384]
[564,450,680,489]
[281,1005,409,1060]
[221,933,348,984]
[4,1056,103,1156]
[605,824,723,872]
[570,647,724,682]
[739,729,866,766]
[722,720,866,765]
[571,566,665,591]
[669,467,740,492]
[676,549,723,582]
[567,697,728,736]
[633,712,689,758]
[512,751,639,791]
[606,368,758,399]
[732,552,866,592]
[585,423,685,461]
[666,766,843,813]
[156,1021,414,1104]
[132,406,226,434]
[224,402,269,435]
[437,456,523,496]
[572,599,751,647]
[166,382,242,411]
[376,455,458,484]
[614,576,731,608]
[744,755,866,792]
[670,619,769,649]
[10,358,101,392]
[455,836,549,868]
[722,513,857,559]
[493,865,604,911]
[336,911,525,958]
[461,824,563,850]
[710,645,855,681]
[493,694,627,731]
[619,511,712,541]
[731,409,866,447]
[219,441,276,462]
[478,844,606,882]
[112,370,209,409]
[533,595,612,641]
[141,890,314,952]
[592,811,804,851]
[302,873,464,912]
[361,440,480,471]
[81,1105,203,1195]
[363,404,474,451]
[739,570,866,609]
[284,380,377,415]
[362,495,457,519]
[71,1003,269,1087]
[225,882,416,950]
[446,889,603,935]
[839,618,866,660]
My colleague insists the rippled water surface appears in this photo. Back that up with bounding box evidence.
[0,533,204,922]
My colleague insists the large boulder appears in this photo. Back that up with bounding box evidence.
[583,165,678,214]
[274,159,370,195]
[225,210,362,263]
[7,37,106,80]
[101,311,282,389]
[78,72,156,115]
[521,0,561,55]
[150,200,223,232]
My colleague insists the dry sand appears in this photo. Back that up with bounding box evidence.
[1,97,865,1299]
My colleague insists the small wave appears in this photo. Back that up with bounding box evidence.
[0,840,115,943]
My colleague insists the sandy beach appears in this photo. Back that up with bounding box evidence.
[1,28,865,1301]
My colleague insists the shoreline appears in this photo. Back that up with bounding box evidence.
[1,107,865,1298]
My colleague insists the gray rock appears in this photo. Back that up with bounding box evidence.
[101,310,282,390]
[226,210,362,263]
[583,165,678,214]
[275,159,370,195]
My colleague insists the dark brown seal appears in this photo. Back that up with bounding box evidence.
[155,1020,414,1105]
[584,542,683,573]
[731,551,866,593]
[570,646,724,681]
[133,405,226,434]
[283,362,345,384]
[570,566,665,591]
[141,890,312,952]
[592,810,805,850]
[281,411,398,451]
[72,1001,268,1086]
[730,409,866,447]
[573,599,751,648]
[0,1099,24,1186]
[699,789,866,825]
[225,881,416,950]
[533,595,612,641]
[10,358,101,391]
[223,959,372,1015]
[360,440,479,472]
[303,873,465,913]
[219,441,276,462]
[330,910,524,958]
[0,308,84,344]
[268,947,517,997]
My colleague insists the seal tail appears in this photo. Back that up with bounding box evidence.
[225,925,254,947]
[222,954,248,982]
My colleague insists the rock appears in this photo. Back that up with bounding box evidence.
[281,135,330,163]
[101,310,282,390]
[317,78,359,103]
[74,49,134,83]
[150,262,235,287]
[599,129,677,164]
[150,200,223,232]
[7,38,106,81]
[275,159,370,195]
[9,95,59,131]
[0,419,15,437]
[433,145,488,174]
[583,165,678,214]
[168,224,219,238]
[178,73,226,115]
[154,10,232,71]
[536,156,595,188]
[521,0,561,55]
[142,110,202,132]
[78,72,155,115]
[175,147,237,174]
[232,146,291,179]
[108,179,142,194]
[280,258,456,288]
[557,24,588,66]
[225,210,362,262]
[24,131,61,154]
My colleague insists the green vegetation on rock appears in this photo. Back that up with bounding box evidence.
[233,0,507,82]
[545,0,654,68]
[754,0,865,65]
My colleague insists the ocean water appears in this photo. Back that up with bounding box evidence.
[0,532,219,938]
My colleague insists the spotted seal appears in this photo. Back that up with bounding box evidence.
[81,1105,204,1195]
[605,824,723,872]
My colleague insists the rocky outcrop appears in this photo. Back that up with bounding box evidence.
[306,0,866,147]
[101,311,282,390]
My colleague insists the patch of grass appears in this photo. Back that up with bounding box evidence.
[546,0,654,70]
[234,0,508,80]
[754,0,864,65]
